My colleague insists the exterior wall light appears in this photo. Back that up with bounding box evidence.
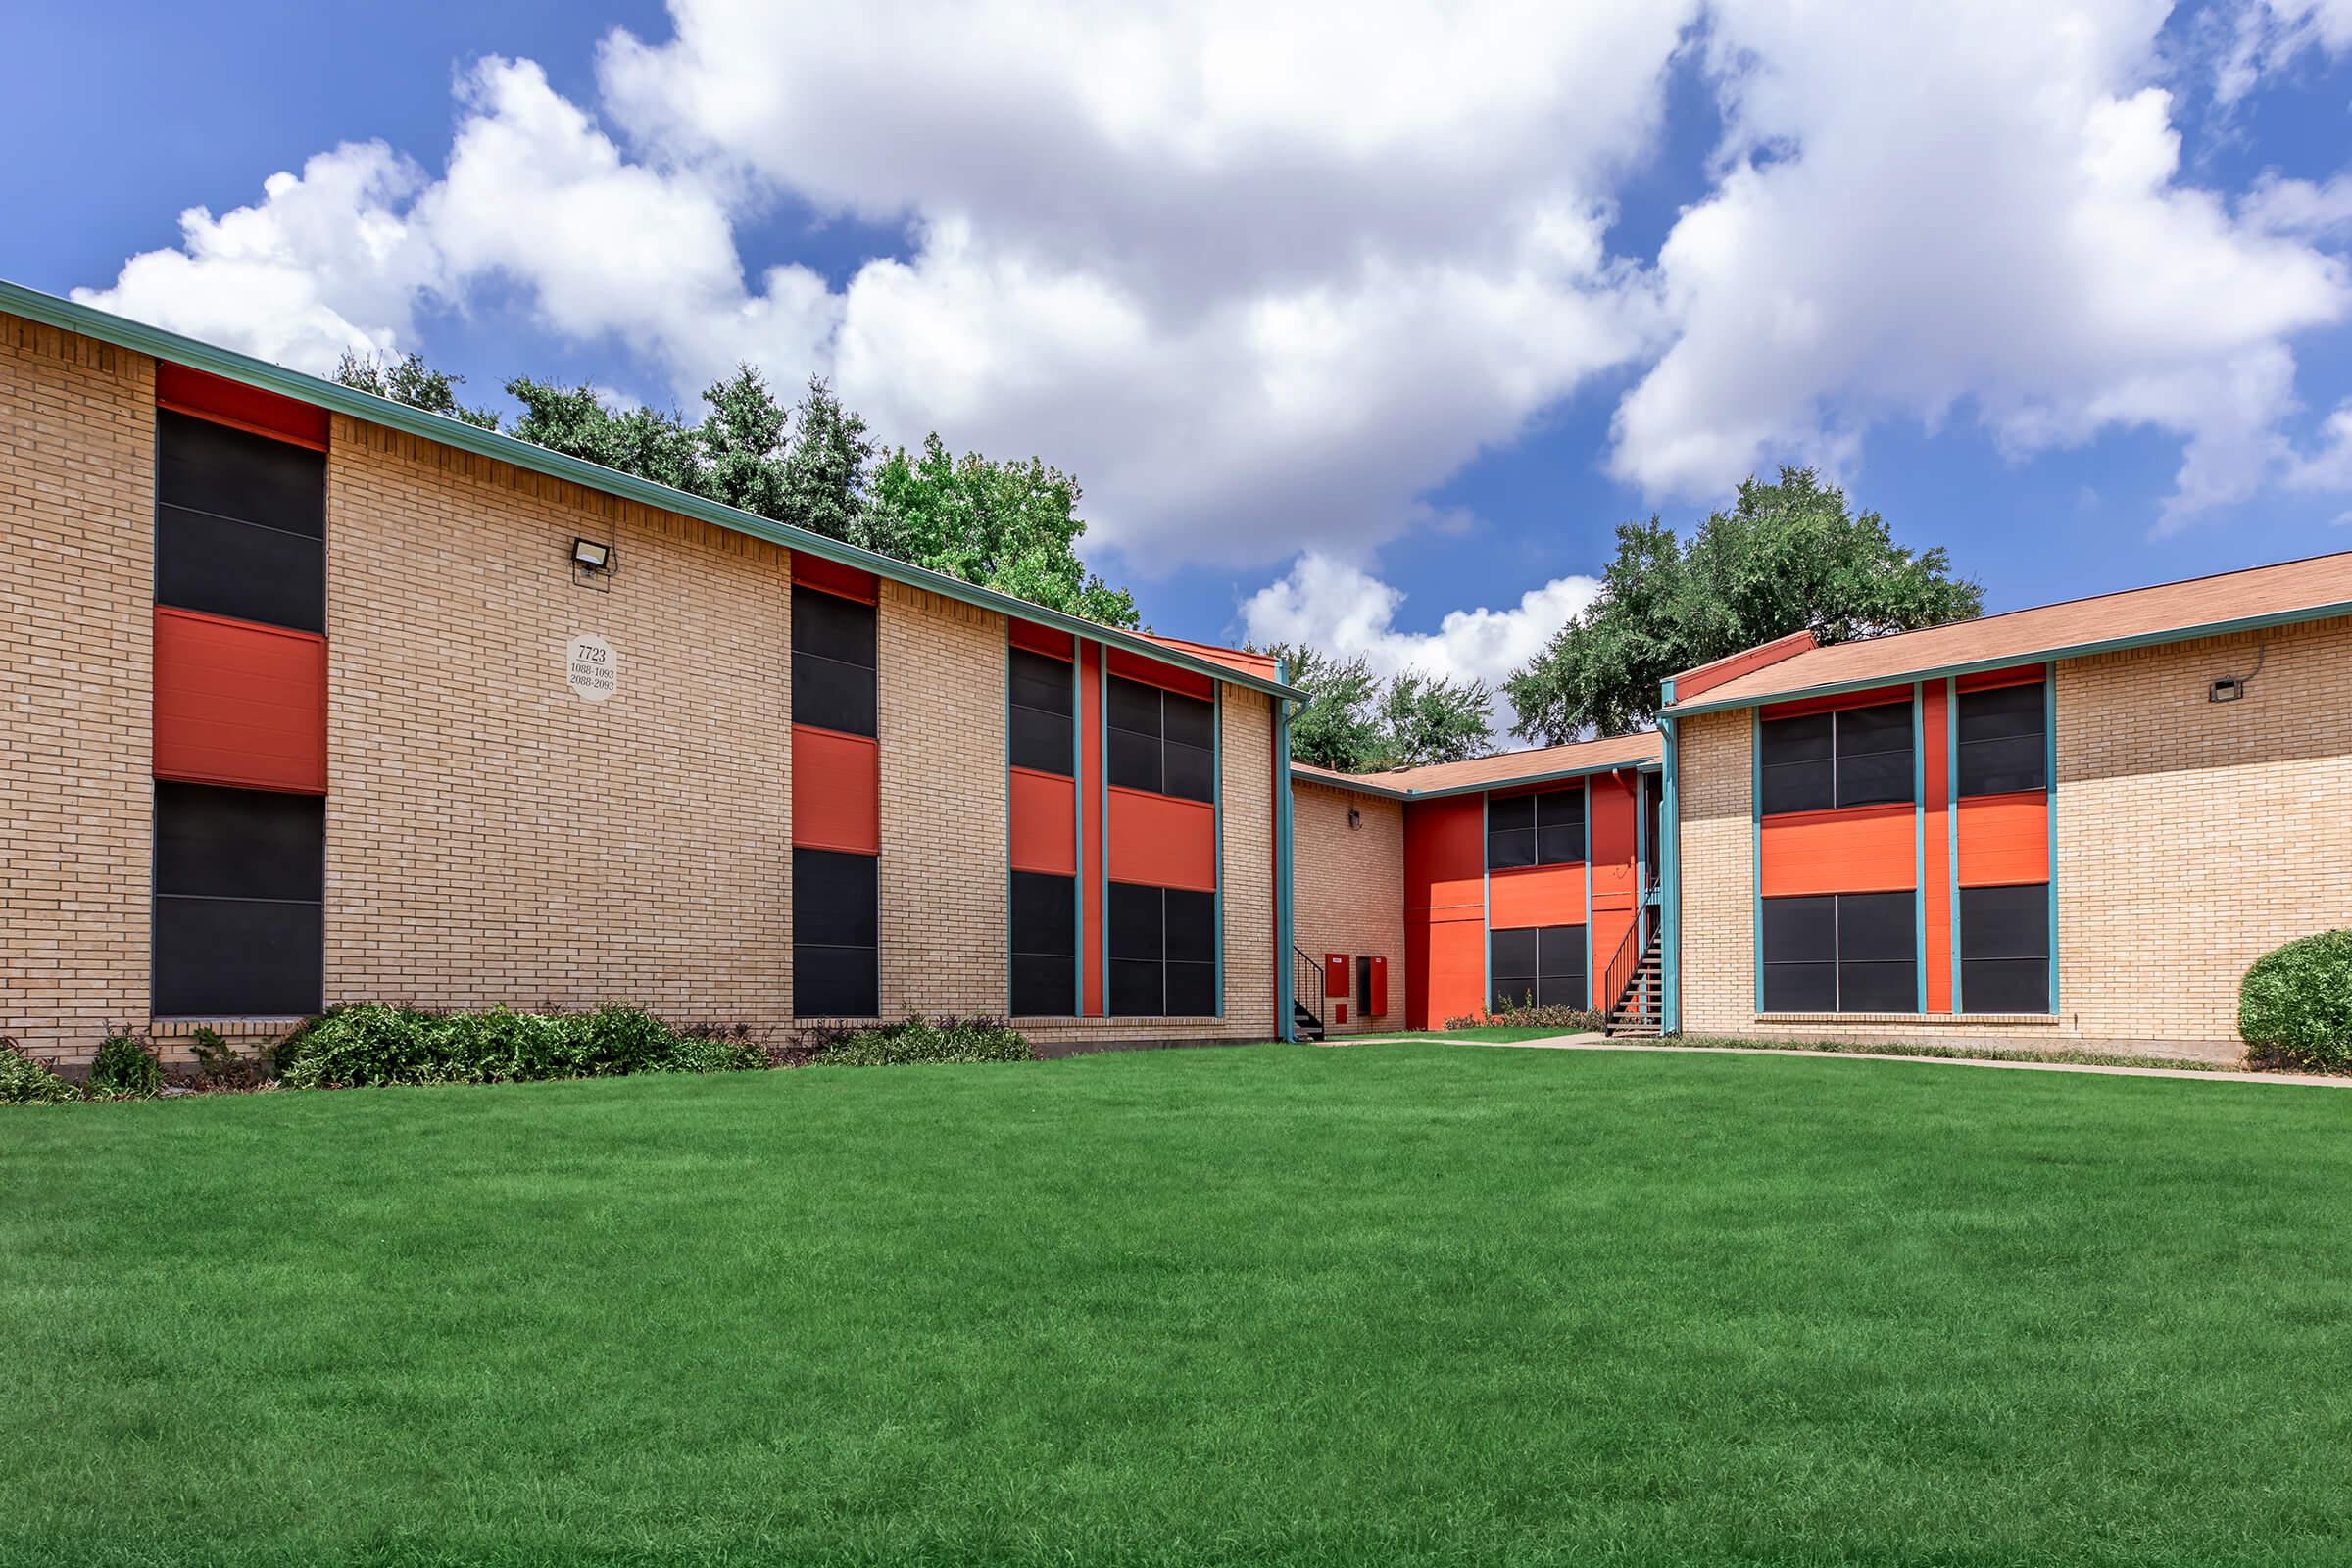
[571,538,612,572]
[1348,808,1363,829]
[2209,678,2244,703]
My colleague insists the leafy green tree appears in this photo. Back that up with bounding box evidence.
[504,377,706,496]
[696,366,793,520]
[1505,467,1983,743]
[779,377,874,544]
[858,433,1139,628]
[1379,671,1495,766]
[1258,644,1387,771]
[332,350,500,429]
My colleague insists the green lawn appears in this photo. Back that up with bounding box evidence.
[6,1044,2350,1566]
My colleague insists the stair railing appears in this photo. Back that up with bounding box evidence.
[1598,906,1654,1029]
[1292,948,1325,1032]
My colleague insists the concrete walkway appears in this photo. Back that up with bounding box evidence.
[1337,1032,2352,1088]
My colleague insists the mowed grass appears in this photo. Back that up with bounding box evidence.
[5,1045,2351,1567]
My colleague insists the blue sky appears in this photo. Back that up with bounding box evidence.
[9,1,2352,728]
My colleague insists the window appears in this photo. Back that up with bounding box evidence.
[1106,676,1214,803]
[1010,869,1077,1016]
[1490,925,1587,1011]
[1107,882,1216,1016]
[153,782,322,1016]
[1960,883,2049,1013]
[791,586,877,738]
[794,848,878,1016]
[1759,699,1914,813]
[1957,681,2046,797]
[1761,891,1917,1013]
[1487,787,1585,870]
[1009,648,1074,776]
[155,409,325,632]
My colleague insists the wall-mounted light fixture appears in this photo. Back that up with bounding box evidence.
[570,537,616,592]
[2209,640,2266,704]
[1348,808,1363,829]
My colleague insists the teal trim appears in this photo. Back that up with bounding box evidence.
[1212,682,1224,1019]
[1912,683,1928,1014]
[1659,678,1681,1034]
[1750,709,1764,1015]
[1945,677,1960,1015]
[2045,665,2060,1014]
[0,276,1302,707]
[1274,659,1297,1043]
[1660,596,2352,721]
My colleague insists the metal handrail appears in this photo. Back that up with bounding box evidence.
[1293,948,1324,1027]
[1598,907,1654,1026]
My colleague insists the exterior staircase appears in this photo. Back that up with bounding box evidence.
[1604,930,1663,1038]
[1292,948,1327,1041]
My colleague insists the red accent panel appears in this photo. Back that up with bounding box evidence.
[155,363,328,450]
[1104,646,1214,700]
[791,725,879,853]
[1675,630,1817,703]
[1010,768,1078,875]
[1107,787,1217,893]
[1587,770,1640,977]
[1135,632,1280,683]
[1403,796,1486,1028]
[1957,792,2049,887]
[1079,641,1105,1017]
[1323,954,1348,999]
[1761,683,1915,721]
[1957,663,2045,694]
[791,552,879,603]
[152,608,326,794]
[1759,803,1917,897]
[1489,864,1586,928]
[1009,618,1075,660]
[1922,682,1953,1012]
[1367,956,1389,1017]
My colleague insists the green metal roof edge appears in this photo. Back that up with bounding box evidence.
[1288,747,1657,801]
[1658,598,2352,719]
[0,276,1304,705]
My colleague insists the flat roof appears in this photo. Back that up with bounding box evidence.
[1663,547,2352,715]
[0,278,1304,705]
[1293,730,1662,800]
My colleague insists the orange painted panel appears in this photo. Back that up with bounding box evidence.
[791,551,879,603]
[1080,642,1104,1016]
[156,362,328,449]
[1957,792,2048,888]
[1957,663,2044,694]
[1759,803,1916,897]
[1403,796,1485,924]
[1104,646,1214,699]
[1010,767,1077,875]
[1587,770,1641,972]
[152,608,327,794]
[792,725,879,853]
[1762,683,1915,721]
[1488,864,1586,928]
[1107,786,1216,892]
[1009,618,1075,660]
[1922,682,1953,1011]
[1410,915,1486,1030]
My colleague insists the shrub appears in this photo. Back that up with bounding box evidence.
[2240,929,2352,1072]
[0,1039,82,1105]
[86,1034,163,1100]
[186,1025,270,1090]
[275,1004,767,1090]
[1443,1000,1603,1033]
[812,1016,1036,1067]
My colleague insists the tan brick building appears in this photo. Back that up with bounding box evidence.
[0,287,1296,1067]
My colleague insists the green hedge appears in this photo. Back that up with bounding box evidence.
[275,1004,767,1089]
[811,1016,1036,1067]
[2239,930,2352,1072]
[85,1035,163,1100]
[0,1041,82,1105]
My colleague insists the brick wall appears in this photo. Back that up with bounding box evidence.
[877,581,1008,1018]
[1674,710,1756,1038]
[1292,781,1407,1033]
[0,318,154,1066]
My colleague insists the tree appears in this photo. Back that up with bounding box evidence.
[332,350,500,429]
[779,377,873,544]
[1505,467,1983,743]
[504,377,706,496]
[696,366,793,520]
[1379,671,1495,766]
[858,433,1140,628]
[1258,644,1386,771]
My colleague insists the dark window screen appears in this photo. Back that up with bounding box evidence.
[1957,681,2046,797]
[155,410,325,633]
[1833,702,1913,808]
[1762,891,1919,1013]
[1009,649,1075,776]
[1106,676,1214,804]
[792,587,877,737]
[1759,712,1834,814]
[1489,923,1587,1011]
[1487,788,1584,870]
[1761,701,1914,812]
[1960,882,2050,1014]
[794,848,878,1016]
[1107,881,1217,1016]
[1011,870,1077,1016]
[152,782,322,1017]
